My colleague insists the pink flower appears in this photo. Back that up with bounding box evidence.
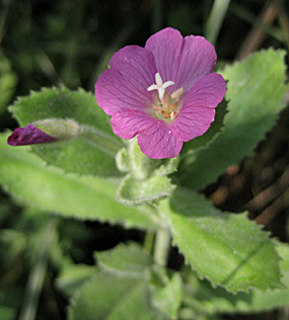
[7,124,58,146]
[95,27,226,159]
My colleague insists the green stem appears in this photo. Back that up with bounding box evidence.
[154,227,171,267]
[19,219,57,320]
[144,230,155,254]
[205,0,231,45]
[81,125,124,157]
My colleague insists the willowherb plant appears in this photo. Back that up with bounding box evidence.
[2,27,289,320]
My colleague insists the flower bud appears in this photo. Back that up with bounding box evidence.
[7,118,80,146]
[7,124,58,146]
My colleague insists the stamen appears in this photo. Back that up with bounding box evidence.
[169,101,178,112]
[148,73,183,121]
[170,111,177,119]
[163,92,170,108]
[171,87,184,100]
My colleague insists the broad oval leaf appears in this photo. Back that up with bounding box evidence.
[9,87,123,177]
[116,174,176,206]
[0,306,16,320]
[160,188,282,293]
[96,242,153,277]
[150,267,183,319]
[68,271,154,320]
[0,133,159,230]
[182,241,289,315]
[56,264,96,297]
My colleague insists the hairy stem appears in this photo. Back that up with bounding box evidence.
[81,125,124,157]
[154,226,171,267]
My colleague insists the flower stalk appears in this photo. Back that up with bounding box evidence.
[154,226,171,267]
[80,125,124,157]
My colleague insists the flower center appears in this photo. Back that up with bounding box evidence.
[147,72,183,121]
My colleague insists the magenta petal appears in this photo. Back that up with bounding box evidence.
[110,45,157,90]
[174,35,217,91]
[137,122,183,159]
[111,111,183,159]
[95,46,157,116]
[145,28,217,93]
[145,28,183,86]
[171,73,226,142]
[182,73,226,108]
[110,111,156,140]
[171,106,216,142]
[7,124,58,146]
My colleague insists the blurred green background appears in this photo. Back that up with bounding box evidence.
[0,0,289,319]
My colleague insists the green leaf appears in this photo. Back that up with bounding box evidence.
[116,174,176,206]
[96,243,153,277]
[96,244,183,319]
[0,306,16,320]
[183,241,289,314]
[161,188,282,293]
[0,230,27,265]
[0,132,159,230]
[9,87,124,177]
[56,264,96,297]
[115,139,177,206]
[181,49,288,189]
[0,287,23,313]
[0,51,17,114]
[69,244,183,320]
[68,271,154,320]
[150,267,182,319]
[154,157,180,177]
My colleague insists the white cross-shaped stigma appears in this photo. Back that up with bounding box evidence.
[147,73,175,101]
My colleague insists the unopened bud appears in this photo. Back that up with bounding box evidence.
[7,118,80,146]
[7,124,58,146]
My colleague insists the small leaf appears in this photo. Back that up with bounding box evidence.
[182,241,289,315]
[180,49,288,189]
[68,271,154,320]
[0,306,16,320]
[150,267,183,319]
[9,87,124,177]
[56,264,95,297]
[0,230,27,264]
[96,243,153,277]
[115,139,177,206]
[0,132,159,230]
[116,174,176,206]
[154,157,180,177]
[116,147,131,172]
[160,188,282,293]
[127,138,162,180]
